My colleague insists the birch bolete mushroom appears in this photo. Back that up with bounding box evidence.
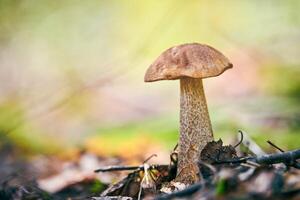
[144,43,232,184]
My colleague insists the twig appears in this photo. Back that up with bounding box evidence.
[94,165,142,173]
[213,148,300,167]
[173,144,178,151]
[267,140,285,152]
[244,160,261,168]
[234,130,244,148]
[240,162,257,169]
[267,140,300,169]
[94,164,169,173]
[144,154,157,163]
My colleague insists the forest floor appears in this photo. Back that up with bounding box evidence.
[1,132,300,200]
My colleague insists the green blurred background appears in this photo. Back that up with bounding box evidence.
[0,0,299,157]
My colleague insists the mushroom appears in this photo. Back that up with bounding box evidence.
[144,43,232,184]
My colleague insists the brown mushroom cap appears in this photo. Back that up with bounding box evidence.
[144,43,233,82]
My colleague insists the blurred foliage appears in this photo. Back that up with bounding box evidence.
[216,179,227,196]
[0,0,299,156]
[90,180,106,194]
[261,65,300,99]
[85,117,178,157]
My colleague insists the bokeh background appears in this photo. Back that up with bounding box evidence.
[0,0,300,159]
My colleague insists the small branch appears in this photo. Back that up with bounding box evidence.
[144,154,157,163]
[94,164,169,173]
[94,165,142,173]
[266,141,300,169]
[254,149,300,165]
[213,148,300,167]
[234,130,244,148]
[173,144,178,151]
[267,140,285,152]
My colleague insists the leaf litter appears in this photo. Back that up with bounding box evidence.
[1,131,300,200]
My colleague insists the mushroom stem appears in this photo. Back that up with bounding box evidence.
[176,77,214,184]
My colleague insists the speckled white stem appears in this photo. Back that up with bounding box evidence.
[176,77,214,184]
